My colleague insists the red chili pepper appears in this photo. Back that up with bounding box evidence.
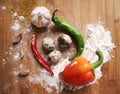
[59,50,103,86]
[31,34,54,76]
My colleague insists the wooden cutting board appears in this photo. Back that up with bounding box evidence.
[0,0,120,94]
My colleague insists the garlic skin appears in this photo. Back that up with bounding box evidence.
[31,6,51,28]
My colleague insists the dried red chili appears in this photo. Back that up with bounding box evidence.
[31,34,54,76]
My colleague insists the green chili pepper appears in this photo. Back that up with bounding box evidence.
[52,9,84,60]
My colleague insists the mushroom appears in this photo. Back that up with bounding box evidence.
[31,6,51,28]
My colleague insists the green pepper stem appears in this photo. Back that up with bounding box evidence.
[52,9,58,21]
[92,50,103,72]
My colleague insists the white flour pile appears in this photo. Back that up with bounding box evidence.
[27,21,116,93]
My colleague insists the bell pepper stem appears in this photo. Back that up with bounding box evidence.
[92,50,103,72]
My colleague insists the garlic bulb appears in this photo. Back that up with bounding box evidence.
[31,6,51,28]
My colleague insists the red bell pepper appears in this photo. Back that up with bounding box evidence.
[59,50,103,86]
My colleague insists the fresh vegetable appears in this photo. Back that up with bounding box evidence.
[59,50,103,86]
[31,6,51,28]
[52,9,84,60]
[31,34,54,76]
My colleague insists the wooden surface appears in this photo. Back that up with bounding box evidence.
[0,0,120,94]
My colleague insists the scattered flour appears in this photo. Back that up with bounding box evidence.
[13,12,17,17]
[2,59,7,66]
[18,16,25,20]
[13,52,21,61]
[23,24,32,33]
[11,12,25,31]
[27,21,115,93]
[11,12,31,33]
[1,46,14,67]
[11,21,21,31]
[1,6,6,10]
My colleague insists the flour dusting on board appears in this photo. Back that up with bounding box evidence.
[11,12,29,33]
[27,21,115,93]
[1,6,7,10]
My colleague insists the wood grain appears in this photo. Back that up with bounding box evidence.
[0,0,120,94]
